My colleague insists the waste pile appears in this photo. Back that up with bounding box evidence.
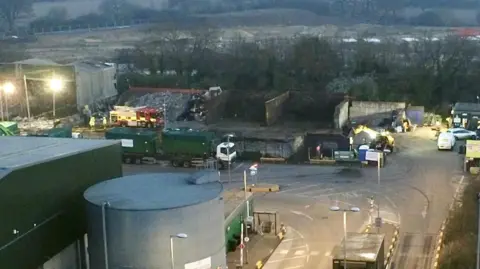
[14,114,83,132]
[120,87,223,125]
[120,92,192,124]
[176,93,207,122]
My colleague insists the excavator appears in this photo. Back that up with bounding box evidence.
[351,125,395,152]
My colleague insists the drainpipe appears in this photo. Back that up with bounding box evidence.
[102,202,110,269]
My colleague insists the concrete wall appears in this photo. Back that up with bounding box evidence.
[265,91,290,126]
[350,101,406,125]
[333,100,349,129]
[205,91,229,125]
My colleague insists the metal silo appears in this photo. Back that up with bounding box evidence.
[84,173,225,269]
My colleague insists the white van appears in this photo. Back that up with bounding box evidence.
[437,132,456,150]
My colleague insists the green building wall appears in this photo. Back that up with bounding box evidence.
[0,143,122,269]
[225,198,254,252]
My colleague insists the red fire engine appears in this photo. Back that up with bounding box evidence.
[109,106,164,128]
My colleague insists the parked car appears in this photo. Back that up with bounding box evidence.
[446,128,477,140]
[437,132,456,151]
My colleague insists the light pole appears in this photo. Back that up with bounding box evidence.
[2,82,15,121]
[49,78,63,119]
[330,205,361,269]
[170,233,188,269]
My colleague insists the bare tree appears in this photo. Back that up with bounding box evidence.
[0,0,32,32]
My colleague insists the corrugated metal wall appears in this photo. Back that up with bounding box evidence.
[74,65,117,109]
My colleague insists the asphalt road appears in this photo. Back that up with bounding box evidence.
[122,127,464,269]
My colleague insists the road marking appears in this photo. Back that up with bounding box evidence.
[278,184,325,193]
[310,251,320,256]
[289,227,310,262]
[282,238,302,242]
[294,250,305,255]
[232,162,244,171]
[290,210,314,221]
[324,251,331,256]
[295,188,335,196]
[284,266,304,269]
[279,250,289,254]
[305,244,310,262]
[290,245,307,250]
[267,256,308,263]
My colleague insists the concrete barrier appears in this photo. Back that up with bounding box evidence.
[309,159,336,165]
[260,157,286,164]
[245,184,280,193]
[385,227,400,269]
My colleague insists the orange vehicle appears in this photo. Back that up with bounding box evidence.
[109,106,163,128]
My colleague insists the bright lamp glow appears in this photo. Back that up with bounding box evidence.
[49,78,63,91]
[173,233,188,239]
[3,82,14,94]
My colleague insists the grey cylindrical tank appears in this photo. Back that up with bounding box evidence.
[84,173,225,269]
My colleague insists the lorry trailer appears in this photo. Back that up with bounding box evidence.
[105,127,237,168]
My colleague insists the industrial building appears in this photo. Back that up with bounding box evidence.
[0,136,122,269]
[451,102,480,128]
[1,58,117,117]
[84,172,227,269]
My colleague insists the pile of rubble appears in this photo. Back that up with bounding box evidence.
[14,114,83,131]
[122,90,213,125]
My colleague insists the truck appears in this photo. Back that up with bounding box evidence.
[109,105,164,128]
[105,127,236,168]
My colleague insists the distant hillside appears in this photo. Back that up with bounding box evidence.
[195,8,352,27]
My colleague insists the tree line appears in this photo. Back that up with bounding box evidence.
[1,0,480,33]
[115,29,480,118]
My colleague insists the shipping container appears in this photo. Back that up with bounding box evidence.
[0,136,122,269]
[0,121,18,134]
[27,127,73,138]
[304,132,350,160]
[105,127,160,159]
[162,128,216,155]
[406,106,425,126]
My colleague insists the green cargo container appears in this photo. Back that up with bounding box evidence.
[0,121,18,134]
[0,124,14,136]
[105,127,160,158]
[27,127,73,138]
[162,128,216,155]
[0,136,122,269]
